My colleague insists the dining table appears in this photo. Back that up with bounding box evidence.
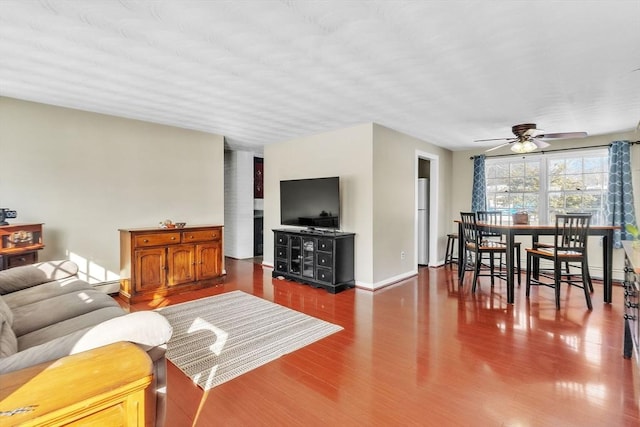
[456,221,619,305]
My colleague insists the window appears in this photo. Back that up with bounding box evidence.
[485,149,608,225]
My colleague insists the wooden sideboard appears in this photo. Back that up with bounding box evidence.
[119,225,225,303]
[0,223,44,270]
[0,342,152,426]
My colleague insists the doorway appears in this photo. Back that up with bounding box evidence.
[415,151,439,267]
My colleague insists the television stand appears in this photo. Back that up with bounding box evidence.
[272,228,355,293]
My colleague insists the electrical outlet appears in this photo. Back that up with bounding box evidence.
[401,251,406,260]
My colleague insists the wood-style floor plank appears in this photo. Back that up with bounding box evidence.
[121,258,640,426]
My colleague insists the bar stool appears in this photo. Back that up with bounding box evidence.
[445,233,458,266]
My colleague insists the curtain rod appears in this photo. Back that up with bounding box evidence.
[470,140,640,160]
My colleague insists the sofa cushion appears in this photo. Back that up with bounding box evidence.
[2,277,94,310]
[0,319,18,357]
[0,328,99,374]
[0,295,13,325]
[11,290,121,337]
[0,260,78,295]
[17,306,126,351]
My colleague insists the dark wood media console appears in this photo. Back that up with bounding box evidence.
[273,229,355,293]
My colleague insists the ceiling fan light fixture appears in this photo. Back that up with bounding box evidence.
[511,139,537,153]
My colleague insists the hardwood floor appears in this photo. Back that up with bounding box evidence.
[121,258,640,426]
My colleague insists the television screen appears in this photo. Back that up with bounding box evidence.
[280,177,340,229]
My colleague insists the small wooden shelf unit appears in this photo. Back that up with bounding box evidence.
[119,225,224,303]
[0,223,44,270]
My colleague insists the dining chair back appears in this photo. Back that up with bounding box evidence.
[526,213,593,310]
[476,210,502,239]
[477,210,522,286]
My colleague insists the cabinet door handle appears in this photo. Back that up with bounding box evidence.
[171,237,176,240]
[143,239,149,243]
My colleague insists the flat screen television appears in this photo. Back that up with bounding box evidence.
[280,177,340,230]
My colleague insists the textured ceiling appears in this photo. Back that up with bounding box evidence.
[1,0,639,152]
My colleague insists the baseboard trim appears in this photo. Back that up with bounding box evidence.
[356,270,418,291]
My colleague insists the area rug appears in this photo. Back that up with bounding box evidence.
[156,290,343,390]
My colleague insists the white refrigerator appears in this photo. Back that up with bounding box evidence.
[418,178,429,265]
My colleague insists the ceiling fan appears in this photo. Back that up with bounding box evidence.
[475,123,587,153]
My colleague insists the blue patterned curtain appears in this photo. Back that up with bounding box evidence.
[606,140,637,248]
[471,155,487,212]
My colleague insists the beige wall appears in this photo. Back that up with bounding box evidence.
[450,130,640,281]
[264,123,374,283]
[264,122,452,289]
[0,97,224,283]
[371,124,452,285]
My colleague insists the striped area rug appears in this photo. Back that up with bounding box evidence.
[157,290,343,390]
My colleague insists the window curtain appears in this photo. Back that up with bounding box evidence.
[606,140,637,248]
[471,155,487,212]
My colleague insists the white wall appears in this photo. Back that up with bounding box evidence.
[224,150,256,259]
[0,97,224,283]
[450,130,640,281]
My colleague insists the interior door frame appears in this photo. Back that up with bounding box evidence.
[415,150,439,267]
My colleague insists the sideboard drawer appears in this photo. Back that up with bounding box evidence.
[134,233,180,248]
[182,229,221,243]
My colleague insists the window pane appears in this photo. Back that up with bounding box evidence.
[565,159,582,174]
[510,163,525,176]
[584,157,605,173]
[494,164,509,178]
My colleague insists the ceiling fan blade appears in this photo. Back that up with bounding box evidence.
[486,142,512,152]
[536,132,587,140]
[474,137,512,142]
[531,139,550,149]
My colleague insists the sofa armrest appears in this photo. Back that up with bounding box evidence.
[71,311,173,357]
[0,342,152,426]
[0,311,172,375]
[0,260,79,295]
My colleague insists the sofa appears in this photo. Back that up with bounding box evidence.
[0,260,173,426]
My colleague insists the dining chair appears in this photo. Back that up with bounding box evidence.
[531,212,594,293]
[525,214,593,310]
[459,212,509,293]
[477,210,522,286]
